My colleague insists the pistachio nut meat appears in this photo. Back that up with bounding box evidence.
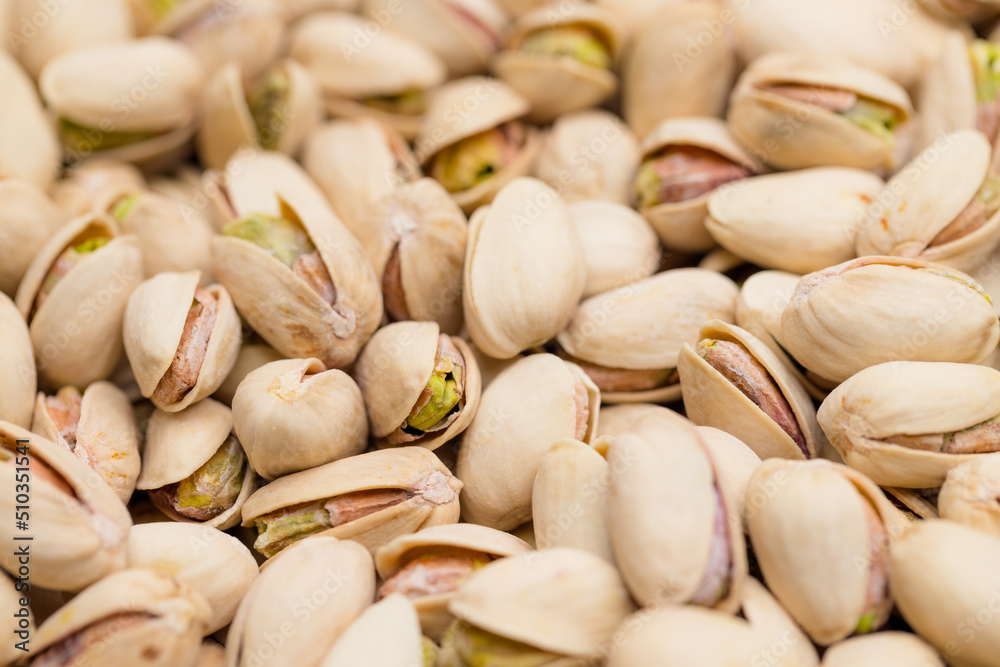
[555,268,738,404]
[0,179,66,298]
[232,357,368,479]
[241,446,462,557]
[31,568,211,667]
[355,321,481,451]
[0,52,60,192]
[456,353,599,531]
[124,270,242,412]
[570,200,660,299]
[0,421,131,591]
[226,537,374,667]
[320,594,425,667]
[374,523,532,640]
[728,51,913,171]
[290,12,447,140]
[938,453,1000,539]
[493,4,624,123]
[0,292,36,429]
[818,361,1000,489]
[781,256,1000,385]
[440,548,634,666]
[821,632,945,667]
[31,381,141,504]
[15,212,143,389]
[746,459,908,645]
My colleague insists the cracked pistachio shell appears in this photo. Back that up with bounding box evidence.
[15,213,143,389]
[361,0,507,78]
[608,408,748,612]
[0,52,59,192]
[857,131,1000,273]
[493,4,624,124]
[320,594,423,667]
[746,459,907,645]
[32,569,211,667]
[0,421,131,591]
[698,427,762,530]
[124,271,242,411]
[449,548,635,660]
[916,32,978,153]
[609,605,757,666]
[939,454,1000,539]
[624,3,736,138]
[302,118,419,234]
[818,361,1000,489]
[0,179,65,298]
[0,293,35,429]
[464,178,585,358]
[728,52,913,171]
[678,320,822,460]
[781,256,1000,384]
[53,158,146,217]
[416,78,541,214]
[241,447,463,554]
[0,574,32,666]
[211,195,383,370]
[212,341,285,406]
[535,110,640,206]
[127,522,259,634]
[822,632,944,667]
[570,200,660,299]
[456,353,599,530]
[226,537,374,667]
[232,357,368,479]
[198,59,322,170]
[707,168,881,273]
[556,268,738,404]
[375,523,531,639]
[354,322,480,450]
[637,117,758,253]
[32,381,141,504]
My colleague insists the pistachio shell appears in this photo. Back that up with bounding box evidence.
[53,158,147,217]
[594,403,668,439]
[0,52,60,192]
[127,522,259,633]
[822,632,944,667]
[232,357,368,479]
[741,577,820,667]
[915,32,976,153]
[195,640,227,667]
[0,180,65,297]
[464,178,585,359]
[0,574,32,665]
[116,191,215,282]
[0,293,35,429]
[698,426,763,529]
[608,605,757,666]
[570,200,660,299]
[939,453,1000,539]
[321,594,423,667]
[212,341,285,406]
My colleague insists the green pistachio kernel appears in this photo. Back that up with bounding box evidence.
[254,500,333,558]
[431,129,506,193]
[971,39,1000,104]
[148,0,178,19]
[422,637,440,667]
[222,213,315,268]
[111,194,140,222]
[634,157,662,209]
[58,118,157,153]
[520,26,611,70]
[174,436,247,519]
[407,373,461,432]
[841,98,901,146]
[246,67,291,151]
[449,621,560,667]
[855,610,877,635]
[40,237,110,298]
[363,89,428,116]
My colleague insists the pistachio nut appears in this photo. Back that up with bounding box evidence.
[0,51,60,192]
[569,200,660,299]
[442,548,634,665]
[15,212,143,389]
[355,321,480,451]
[290,12,446,140]
[127,522,259,633]
[821,632,944,667]
[0,421,131,590]
[196,640,226,667]
[556,268,738,404]
[0,292,36,429]
[0,179,66,298]
[283,0,361,20]
[594,402,665,438]
[608,408,748,612]
[241,446,462,557]
[212,337,285,406]
[746,459,908,645]
[136,398,255,530]
[31,381,141,504]
[226,536,374,667]
[493,4,624,123]
[31,568,211,667]
[198,59,322,170]
[635,117,758,253]
[781,256,1000,384]
[728,51,913,171]
[456,353,599,530]
[126,0,215,35]
[417,78,541,214]
[52,157,147,217]
[464,178,586,358]
[232,357,368,479]
[891,520,1000,667]
[698,426,763,530]
[707,167,881,273]
[740,577,821,667]
[40,37,204,168]
[0,573,33,665]
[321,594,425,667]
[938,453,1000,539]
[818,361,1000,489]
[678,320,823,460]
[375,523,531,640]
[124,271,241,411]
[607,605,758,666]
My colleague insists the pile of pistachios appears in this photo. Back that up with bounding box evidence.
[5,0,1000,665]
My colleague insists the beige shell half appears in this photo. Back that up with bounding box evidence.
[232,357,368,479]
[15,213,143,389]
[212,341,285,406]
[0,179,65,298]
[569,200,660,299]
[741,577,820,667]
[595,403,672,439]
[916,31,977,154]
[195,640,226,667]
[678,320,822,460]
[698,426,763,530]
[464,178,586,359]
[118,191,215,283]
[0,52,60,192]
[320,594,423,667]
[607,605,757,666]
[638,116,758,253]
[818,361,1000,489]
[124,271,242,411]
[52,158,147,217]
[0,293,35,429]
[939,453,1000,539]
[822,632,944,667]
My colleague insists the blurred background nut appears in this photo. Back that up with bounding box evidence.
[52,158,147,218]
[939,453,1000,539]
[821,632,944,667]
[0,52,60,192]
[569,200,660,299]
[0,179,66,298]
[320,594,425,667]
[0,292,36,429]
